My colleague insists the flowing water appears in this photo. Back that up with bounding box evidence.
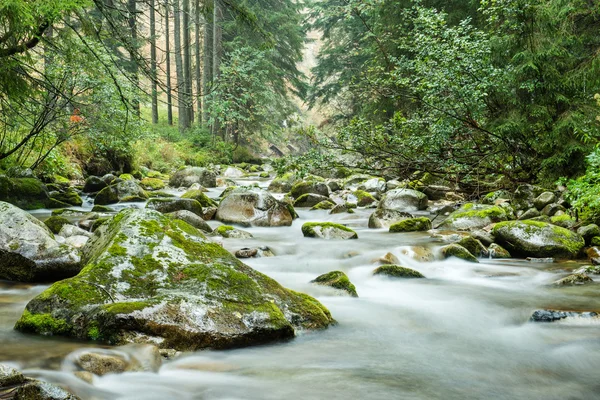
[2,176,600,399]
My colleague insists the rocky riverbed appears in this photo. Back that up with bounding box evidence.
[1,165,599,399]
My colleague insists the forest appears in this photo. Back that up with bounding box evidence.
[0,1,600,399]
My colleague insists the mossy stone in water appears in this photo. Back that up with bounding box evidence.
[181,189,218,207]
[214,225,252,239]
[456,236,488,258]
[553,273,593,286]
[310,200,335,210]
[14,209,334,350]
[373,265,425,279]
[311,271,358,297]
[146,198,203,217]
[353,190,377,207]
[389,217,432,233]
[91,205,114,213]
[140,177,166,191]
[441,244,479,263]
[51,188,83,206]
[0,176,49,210]
[302,222,358,240]
[438,203,508,231]
[44,216,71,234]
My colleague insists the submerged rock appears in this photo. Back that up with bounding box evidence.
[530,309,599,323]
[169,167,217,188]
[311,271,358,297]
[0,202,81,282]
[216,187,294,227]
[437,203,508,231]
[552,273,593,286]
[389,217,432,233]
[214,225,253,239]
[302,222,358,240]
[15,209,334,350]
[492,220,584,259]
[373,265,425,279]
[440,244,479,263]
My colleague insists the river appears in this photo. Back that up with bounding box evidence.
[1,176,599,399]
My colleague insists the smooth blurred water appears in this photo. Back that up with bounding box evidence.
[2,182,600,399]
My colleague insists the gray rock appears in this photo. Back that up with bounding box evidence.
[214,225,253,239]
[216,187,294,227]
[0,202,81,282]
[488,243,511,258]
[58,225,92,239]
[302,222,358,240]
[170,167,217,188]
[290,181,330,198]
[518,208,540,220]
[470,230,494,246]
[14,381,80,400]
[437,203,508,231]
[294,194,332,208]
[530,309,598,323]
[541,203,566,217]
[147,198,203,217]
[166,210,213,233]
[95,180,148,205]
[577,224,600,245]
[222,166,245,178]
[553,273,593,286]
[534,192,557,210]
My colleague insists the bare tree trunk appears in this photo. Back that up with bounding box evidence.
[202,8,212,125]
[165,0,173,125]
[194,0,202,126]
[183,0,194,124]
[150,0,158,124]
[127,0,140,116]
[173,0,188,131]
[212,0,222,137]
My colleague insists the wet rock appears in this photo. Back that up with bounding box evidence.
[311,271,358,297]
[217,187,294,227]
[526,257,555,263]
[64,236,89,249]
[166,210,213,233]
[91,205,114,213]
[44,216,71,235]
[389,217,432,233]
[100,174,118,186]
[488,243,511,258]
[492,220,584,259]
[429,230,470,243]
[534,192,557,211]
[440,244,479,263]
[549,214,576,229]
[456,236,489,258]
[267,173,298,193]
[302,222,358,240]
[294,193,331,208]
[530,309,598,323]
[577,224,600,245]
[481,190,512,205]
[15,209,334,350]
[223,166,245,178]
[14,380,81,400]
[201,206,218,221]
[0,364,24,386]
[0,202,82,282]
[378,188,428,212]
[215,225,253,239]
[181,189,218,208]
[470,230,494,246]
[541,203,566,217]
[373,265,425,279]
[58,225,92,239]
[310,200,336,210]
[94,180,148,205]
[147,198,203,217]
[329,203,349,214]
[235,248,258,258]
[326,180,342,193]
[553,273,593,286]
[73,371,94,384]
[575,265,600,275]
[399,246,435,262]
[512,184,544,211]
[169,167,217,188]
[437,203,508,231]
[518,208,540,220]
[352,190,377,207]
[359,178,386,194]
[290,181,330,199]
[368,210,414,229]
[372,252,400,265]
[73,351,129,375]
[50,188,83,207]
[0,176,50,210]
[140,177,166,191]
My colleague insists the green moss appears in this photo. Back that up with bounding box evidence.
[91,205,114,212]
[51,189,83,206]
[119,174,134,181]
[591,236,600,246]
[311,200,335,210]
[88,325,101,341]
[389,217,432,233]
[95,186,118,205]
[181,189,218,207]
[287,290,336,329]
[14,310,70,335]
[259,172,270,178]
[311,271,358,297]
[102,301,151,315]
[215,225,234,235]
[120,195,149,202]
[441,244,479,263]
[353,190,377,206]
[373,265,425,279]
[140,177,166,191]
[91,217,111,232]
[286,203,299,219]
[44,216,71,234]
[301,222,358,239]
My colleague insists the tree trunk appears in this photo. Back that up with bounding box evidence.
[183,0,194,124]
[150,0,158,124]
[212,0,222,137]
[127,0,140,116]
[202,3,212,125]
[165,0,173,125]
[194,0,202,126]
[173,0,188,131]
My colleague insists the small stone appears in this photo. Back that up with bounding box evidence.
[373,265,425,279]
[441,244,479,263]
[530,309,598,323]
[73,371,94,384]
[372,252,400,265]
[302,222,358,240]
[456,236,488,258]
[235,248,259,258]
[311,271,358,297]
[526,257,555,263]
[553,273,593,286]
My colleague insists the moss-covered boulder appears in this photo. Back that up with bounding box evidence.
[147,198,203,217]
[373,265,425,279]
[223,166,245,178]
[534,192,557,210]
[169,167,217,188]
[0,176,50,210]
[166,210,213,233]
[353,190,377,207]
[140,177,166,191]
[14,209,334,350]
[0,202,81,282]
[368,209,414,229]
[368,188,426,228]
[311,271,358,297]
[389,217,432,233]
[437,203,508,231]
[577,224,600,245]
[216,187,294,227]
[549,214,576,229]
[302,222,358,240]
[119,173,135,181]
[50,188,83,206]
[44,216,71,235]
[311,200,336,210]
[83,176,107,193]
[215,225,253,239]
[440,244,479,263]
[290,181,330,199]
[267,172,298,193]
[552,273,593,286]
[456,236,488,258]
[492,220,585,259]
[95,180,148,205]
[488,243,511,258]
[181,189,218,207]
[294,193,331,208]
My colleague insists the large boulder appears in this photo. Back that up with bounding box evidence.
[492,220,585,259]
[0,176,50,210]
[83,176,108,193]
[15,209,334,350]
[146,198,203,217]
[222,166,245,178]
[437,203,508,231]
[267,173,299,193]
[368,189,427,228]
[170,167,216,188]
[290,181,330,198]
[0,202,81,282]
[94,180,148,205]
[294,193,332,208]
[216,187,295,227]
